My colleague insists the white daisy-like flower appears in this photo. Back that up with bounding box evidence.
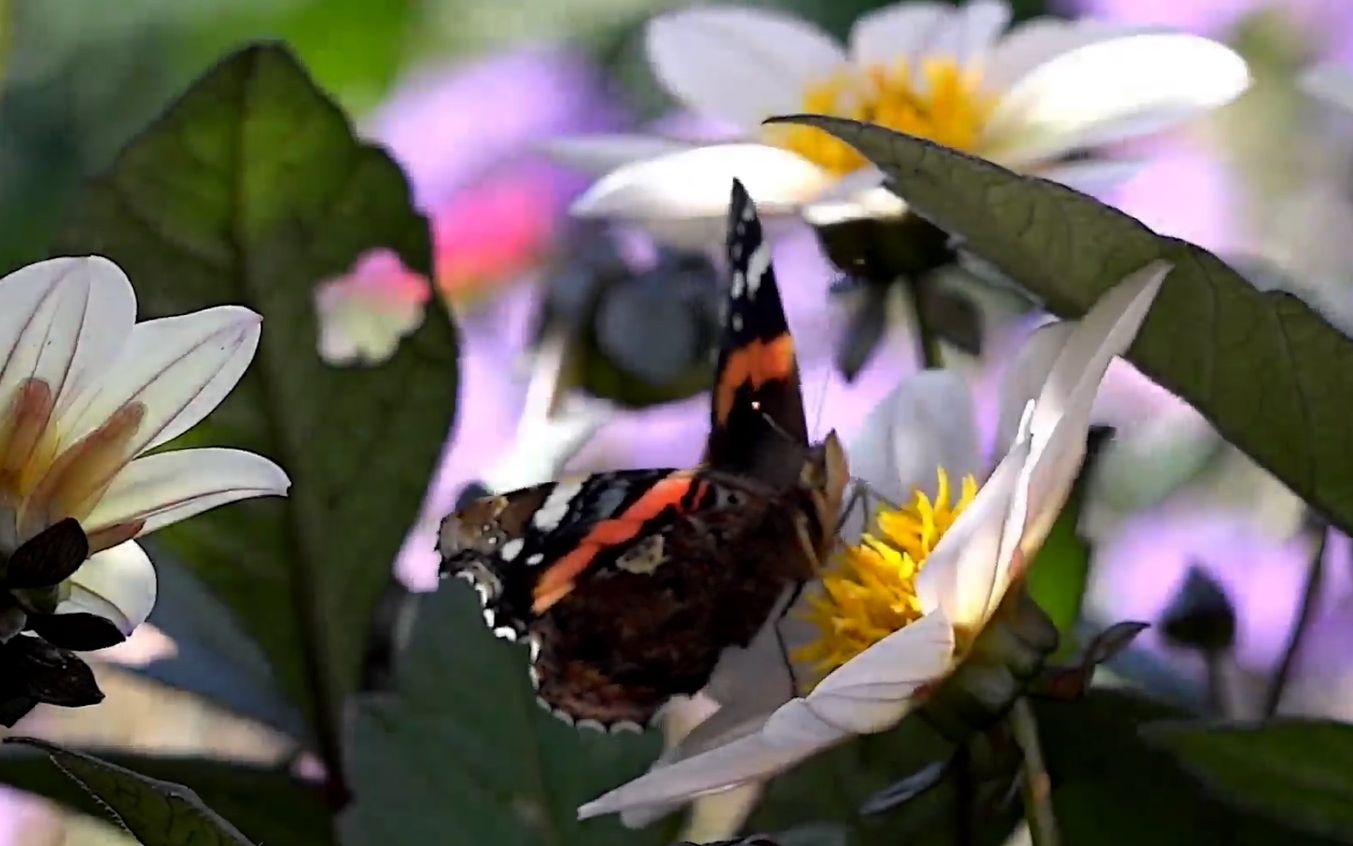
[555,0,1249,239]
[578,260,1169,824]
[0,257,291,637]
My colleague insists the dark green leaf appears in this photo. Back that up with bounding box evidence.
[1143,720,1353,841]
[1037,691,1346,845]
[51,44,457,768]
[772,116,1353,537]
[0,739,328,845]
[340,585,675,846]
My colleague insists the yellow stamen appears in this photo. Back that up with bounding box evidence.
[794,467,978,683]
[770,58,994,176]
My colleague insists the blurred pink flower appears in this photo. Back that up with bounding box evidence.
[432,162,561,301]
[315,249,431,366]
[369,47,623,210]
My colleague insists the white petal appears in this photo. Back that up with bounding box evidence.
[62,540,157,634]
[571,143,832,224]
[577,720,841,822]
[850,2,952,68]
[981,33,1250,166]
[59,306,261,455]
[926,0,1011,67]
[646,7,847,131]
[542,135,697,176]
[84,448,290,537]
[1028,261,1170,442]
[1037,158,1144,195]
[846,370,980,538]
[794,610,955,734]
[916,421,1031,632]
[802,170,908,225]
[1020,263,1169,553]
[996,318,1071,454]
[1301,64,1353,113]
[983,17,1142,93]
[0,257,135,416]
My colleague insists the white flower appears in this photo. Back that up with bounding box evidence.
[0,257,291,636]
[578,260,1169,824]
[555,0,1249,237]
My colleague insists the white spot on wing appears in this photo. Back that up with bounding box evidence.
[533,477,586,532]
[482,607,496,628]
[528,665,540,689]
[610,720,643,735]
[745,242,771,299]
[577,718,605,733]
[526,552,544,566]
[552,708,576,727]
[529,636,541,662]
[500,537,524,561]
[731,313,743,332]
[493,626,518,642]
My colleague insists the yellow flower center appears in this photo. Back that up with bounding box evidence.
[794,467,978,682]
[770,58,994,176]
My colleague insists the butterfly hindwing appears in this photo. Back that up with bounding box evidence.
[704,179,809,487]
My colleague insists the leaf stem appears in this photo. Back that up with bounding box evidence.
[903,274,944,369]
[1265,519,1328,716]
[1010,698,1060,846]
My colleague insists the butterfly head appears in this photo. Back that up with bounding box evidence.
[803,430,849,504]
[438,490,544,579]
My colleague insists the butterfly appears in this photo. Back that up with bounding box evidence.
[438,179,847,731]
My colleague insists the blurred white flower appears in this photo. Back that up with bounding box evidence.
[0,257,290,636]
[556,0,1249,237]
[315,249,432,366]
[579,261,1168,824]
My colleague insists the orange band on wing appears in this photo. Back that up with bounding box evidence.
[531,471,695,613]
[715,333,796,425]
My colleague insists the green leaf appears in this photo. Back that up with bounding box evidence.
[1037,691,1346,845]
[773,116,1353,537]
[1026,441,1095,654]
[174,0,416,114]
[1143,720,1353,841]
[51,44,457,770]
[340,585,676,846]
[0,738,335,845]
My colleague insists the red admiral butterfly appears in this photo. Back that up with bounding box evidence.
[439,180,847,731]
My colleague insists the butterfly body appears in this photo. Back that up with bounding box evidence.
[439,180,847,730]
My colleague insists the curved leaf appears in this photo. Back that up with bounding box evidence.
[51,44,458,773]
[772,116,1353,536]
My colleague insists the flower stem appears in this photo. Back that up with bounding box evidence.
[1265,519,1328,716]
[903,275,944,369]
[1010,698,1060,846]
